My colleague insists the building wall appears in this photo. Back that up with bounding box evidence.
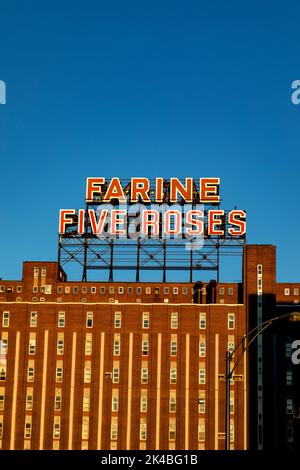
[0,262,247,450]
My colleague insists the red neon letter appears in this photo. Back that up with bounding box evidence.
[228,210,246,236]
[88,209,108,235]
[86,177,105,201]
[186,210,204,235]
[164,210,182,235]
[200,178,220,203]
[170,178,193,203]
[131,178,151,203]
[141,210,160,236]
[103,178,126,202]
[59,209,76,234]
[208,210,225,235]
[111,210,127,235]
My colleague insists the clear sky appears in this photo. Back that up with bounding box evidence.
[0,0,299,282]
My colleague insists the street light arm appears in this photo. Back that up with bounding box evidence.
[229,321,273,376]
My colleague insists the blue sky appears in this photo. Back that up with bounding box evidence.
[0,0,299,282]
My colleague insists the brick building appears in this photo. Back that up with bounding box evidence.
[0,244,299,450]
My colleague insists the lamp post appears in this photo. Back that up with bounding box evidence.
[224,311,300,450]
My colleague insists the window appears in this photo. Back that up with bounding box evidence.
[173,287,178,295]
[141,362,148,384]
[136,287,142,295]
[41,267,46,278]
[230,421,234,442]
[140,390,148,412]
[82,417,89,440]
[82,286,87,294]
[142,312,149,329]
[58,311,65,328]
[198,420,205,441]
[142,334,149,356]
[257,264,263,275]
[171,312,178,329]
[113,334,120,356]
[286,370,293,386]
[24,416,32,438]
[170,362,177,384]
[32,286,38,293]
[0,388,5,410]
[0,417,3,439]
[169,391,176,412]
[182,287,187,295]
[284,288,290,296]
[111,419,118,440]
[28,332,36,355]
[219,287,225,296]
[55,388,62,411]
[170,335,177,356]
[286,399,293,415]
[73,286,78,294]
[199,338,206,357]
[57,286,62,294]
[91,286,96,294]
[53,416,61,439]
[230,391,234,414]
[57,333,64,355]
[228,287,234,295]
[154,287,160,295]
[83,388,90,411]
[53,441,60,450]
[146,287,151,295]
[114,312,121,328]
[85,333,92,355]
[112,390,119,412]
[228,313,235,329]
[228,342,235,354]
[86,312,93,328]
[65,286,70,294]
[100,287,105,295]
[164,287,169,295]
[109,286,115,294]
[2,311,9,327]
[198,392,205,413]
[84,361,91,383]
[0,365,6,381]
[0,286,4,293]
[286,342,292,358]
[113,362,119,384]
[140,421,147,440]
[27,360,35,382]
[56,361,63,382]
[116,286,123,295]
[1,333,8,355]
[17,286,22,293]
[199,365,206,385]
[127,287,132,294]
[294,288,299,296]
[199,312,206,329]
[30,311,37,327]
[169,419,176,441]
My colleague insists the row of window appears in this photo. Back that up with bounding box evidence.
[0,388,236,415]
[0,284,237,296]
[0,417,236,444]
[109,389,235,414]
[55,286,189,296]
[284,288,299,296]
[1,310,236,330]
